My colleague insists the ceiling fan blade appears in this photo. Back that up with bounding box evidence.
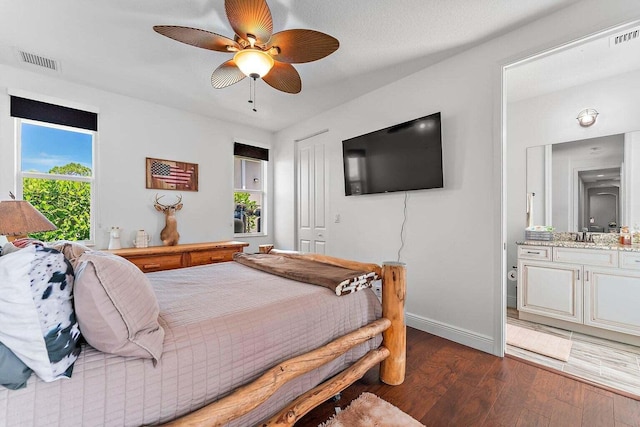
[262,62,301,94]
[154,26,240,52]
[267,29,339,63]
[211,60,246,89]
[225,0,273,45]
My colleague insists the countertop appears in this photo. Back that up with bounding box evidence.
[517,240,640,252]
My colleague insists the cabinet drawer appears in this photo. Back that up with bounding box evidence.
[127,254,183,272]
[518,246,552,261]
[190,249,236,266]
[619,252,640,270]
[554,247,618,267]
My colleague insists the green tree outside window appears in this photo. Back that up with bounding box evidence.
[234,191,259,233]
[23,162,92,241]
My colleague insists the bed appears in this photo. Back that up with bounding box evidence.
[0,243,406,426]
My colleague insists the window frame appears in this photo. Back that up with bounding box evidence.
[233,155,267,237]
[15,118,97,245]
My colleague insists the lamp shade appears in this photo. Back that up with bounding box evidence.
[234,48,275,78]
[0,200,57,236]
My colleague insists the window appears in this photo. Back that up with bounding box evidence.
[12,96,97,243]
[234,143,268,236]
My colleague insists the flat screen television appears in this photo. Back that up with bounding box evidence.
[342,112,443,196]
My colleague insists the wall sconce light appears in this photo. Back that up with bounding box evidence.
[577,108,599,127]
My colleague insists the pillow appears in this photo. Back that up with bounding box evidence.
[74,251,164,361]
[1,242,20,256]
[0,246,81,382]
[47,240,92,269]
[0,342,32,390]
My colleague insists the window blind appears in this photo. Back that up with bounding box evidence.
[10,96,98,131]
[234,142,269,161]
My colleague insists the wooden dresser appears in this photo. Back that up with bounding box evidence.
[109,241,249,273]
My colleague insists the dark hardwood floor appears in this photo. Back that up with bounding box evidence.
[297,327,640,426]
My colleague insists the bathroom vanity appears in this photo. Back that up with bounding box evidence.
[518,240,640,346]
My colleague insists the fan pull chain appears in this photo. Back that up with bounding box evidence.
[252,77,257,112]
[248,77,258,112]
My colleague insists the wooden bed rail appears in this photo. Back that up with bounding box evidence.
[166,319,390,427]
[263,347,390,426]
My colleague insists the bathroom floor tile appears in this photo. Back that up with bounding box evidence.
[506,310,640,398]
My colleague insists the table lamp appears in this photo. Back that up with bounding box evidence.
[0,195,57,241]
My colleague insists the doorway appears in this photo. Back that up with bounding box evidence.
[502,19,640,397]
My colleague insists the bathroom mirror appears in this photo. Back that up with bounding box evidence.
[525,131,640,232]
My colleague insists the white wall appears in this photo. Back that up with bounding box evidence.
[274,0,640,354]
[0,64,273,252]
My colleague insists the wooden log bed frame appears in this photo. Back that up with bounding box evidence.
[167,245,407,427]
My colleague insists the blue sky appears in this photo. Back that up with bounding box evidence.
[21,122,92,173]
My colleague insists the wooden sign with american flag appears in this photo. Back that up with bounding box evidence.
[145,157,198,191]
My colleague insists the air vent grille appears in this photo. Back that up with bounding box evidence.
[609,28,640,47]
[19,51,58,71]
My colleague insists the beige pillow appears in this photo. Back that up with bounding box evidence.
[74,251,164,361]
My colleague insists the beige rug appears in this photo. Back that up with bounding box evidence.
[319,392,424,427]
[507,323,573,362]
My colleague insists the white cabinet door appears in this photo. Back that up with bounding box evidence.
[585,267,640,335]
[518,260,583,323]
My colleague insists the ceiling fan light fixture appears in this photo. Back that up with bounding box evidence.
[234,48,274,79]
[154,0,337,95]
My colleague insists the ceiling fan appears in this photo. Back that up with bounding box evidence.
[153,0,339,99]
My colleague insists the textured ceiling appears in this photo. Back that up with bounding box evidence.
[0,0,582,131]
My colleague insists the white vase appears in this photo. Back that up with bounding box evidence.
[108,227,121,250]
[134,230,151,248]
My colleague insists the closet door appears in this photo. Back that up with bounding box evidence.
[296,133,329,254]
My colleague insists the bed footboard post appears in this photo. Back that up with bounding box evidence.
[380,261,406,385]
[259,244,274,254]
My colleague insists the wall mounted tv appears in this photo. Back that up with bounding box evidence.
[342,112,443,196]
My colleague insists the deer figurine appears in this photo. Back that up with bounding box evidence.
[154,194,183,246]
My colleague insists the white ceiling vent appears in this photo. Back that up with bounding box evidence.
[18,50,59,71]
[609,28,640,47]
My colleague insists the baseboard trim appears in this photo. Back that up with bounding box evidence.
[406,312,496,355]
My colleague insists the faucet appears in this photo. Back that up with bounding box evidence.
[575,232,593,242]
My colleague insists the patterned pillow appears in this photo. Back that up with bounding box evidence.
[0,245,81,382]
